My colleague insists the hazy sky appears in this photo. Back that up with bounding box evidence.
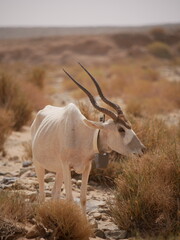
[0,0,180,27]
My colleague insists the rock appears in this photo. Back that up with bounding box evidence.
[0,184,13,189]
[101,214,108,221]
[11,171,20,177]
[89,218,98,229]
[98,201,106,208]
[87,185,94,191]
[13,178,38,190]
[26,225,40,238]
[76,180,82,187]
[22,160,32,168]
[99,209,111,215]
[95,229,106,239]
[105,230,127,239]
[89,180,99,187]
[21,170,36,178]
[45,190,52,197]
[0,172,6,176]
[87,200,107,212]
[98,221,118,232]
[9,156,19,161]
[93,212,102,220]
[1,177,18,185]
[16,190,37,200]
[44,173,55,183]
[71,178,77,184]
[20,167,35,175]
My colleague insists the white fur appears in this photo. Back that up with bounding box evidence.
[124,129,135,145]
[31,103,144,213]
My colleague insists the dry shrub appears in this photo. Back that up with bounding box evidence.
[28,67,46,89]
[22,140,32,160]
[0,217,26,240]
[131,235,179,240]
[0,190,36,222]
[10,94,32,130]
[112,33,151,48]
[36,200,92,240]
[0,109,13,151]
[142,68,160,82]
[72,39,111,55]
[121,67,179,116]
[132,117,179,153]
[148,41,172,59]
[150,27,180,45]
[0,72,32,130]
[22,81,49,111]
[109,119,180,237]
[90,160,124,187]
[62,65,108,100]
[126,100,143,118]
[150,28,166,42]
[77,100,99,121]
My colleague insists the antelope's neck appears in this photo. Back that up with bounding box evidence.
[93,129,111,154]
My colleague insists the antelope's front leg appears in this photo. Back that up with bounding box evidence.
[80,163,92,214]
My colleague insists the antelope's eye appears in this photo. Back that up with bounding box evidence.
[118,127,125,133]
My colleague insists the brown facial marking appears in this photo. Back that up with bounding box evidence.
[116,114,131,129]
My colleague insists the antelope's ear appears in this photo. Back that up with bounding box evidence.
[83,118,105,129]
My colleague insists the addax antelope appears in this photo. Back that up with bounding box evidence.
[31,63,145,214]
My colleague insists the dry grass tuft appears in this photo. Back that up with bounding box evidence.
[23,81,49,111]
[10,94,32,130]
[0,71,32,130]
[77,100,99,121]
[0,109,13,151]
[90,160,124,187]
[109,119,180,237]
[36,200,92,240]
[0,190,36,223]
[22,140,32,160]
[28,67,46,89]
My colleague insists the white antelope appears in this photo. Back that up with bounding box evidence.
[31,63,145,214]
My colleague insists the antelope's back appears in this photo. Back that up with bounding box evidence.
[30,103,86,171]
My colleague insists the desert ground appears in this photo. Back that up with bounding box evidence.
[0,25,179,240]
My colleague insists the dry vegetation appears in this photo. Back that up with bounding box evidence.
[0,191,92,239]
[0,108,12,151]
[148,41,172,59]
[37,200,92,240]
[0,65,48,151]
[109,118,180,237]
[0,26,179,239]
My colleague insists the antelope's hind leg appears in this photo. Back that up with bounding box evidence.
[34,161,45,201]
[80,163,92,214]
[52,172,63,200]
[62,163,73,201]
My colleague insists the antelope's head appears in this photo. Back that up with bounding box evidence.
[63,63,146,156]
